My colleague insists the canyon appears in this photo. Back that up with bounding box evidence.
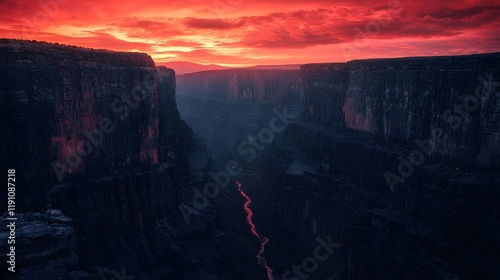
[175,52,500,280]
[1,39,499,280]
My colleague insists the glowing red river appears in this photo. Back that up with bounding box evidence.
[236,181,274,280]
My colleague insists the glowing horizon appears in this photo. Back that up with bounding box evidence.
[0,0,499,67]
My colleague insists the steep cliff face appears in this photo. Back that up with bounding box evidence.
[0,39,194,209]
[302,53,500,169]
[176,69,303,101]
[0,40,205,279]
[156,66,194,176]
[262,53,500,279]
[281,122,500,275]
[1,40,158,181]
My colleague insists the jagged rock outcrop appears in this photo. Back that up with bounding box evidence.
[176,69,303,101]
[0,210,86,280]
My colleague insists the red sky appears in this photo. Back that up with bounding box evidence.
[0,0,499,66]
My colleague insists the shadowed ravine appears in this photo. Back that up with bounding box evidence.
[2,40,499,279]
[236,181,274,280]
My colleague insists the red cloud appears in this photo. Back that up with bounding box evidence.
[183,18,246,29]
[0,0,498,66]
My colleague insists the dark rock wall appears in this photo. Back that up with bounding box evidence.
[0,40,193,208]
[156,66,194,176]
[0,40,197,278]
[176,69,303,101]
[1,40,158,183]
[301,53,500,169]
[271,53,500,279]
[49,163,180,236]
[266,148,500,278]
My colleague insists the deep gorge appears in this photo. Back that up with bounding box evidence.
[1,39,499,280]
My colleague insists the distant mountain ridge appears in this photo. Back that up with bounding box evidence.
[159,61,301,75]
[158,61,230,75]
[243,64,300,70]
